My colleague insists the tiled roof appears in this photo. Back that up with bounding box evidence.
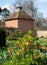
[5,10,34,21]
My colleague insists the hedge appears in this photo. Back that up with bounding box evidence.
[0,29,6,47]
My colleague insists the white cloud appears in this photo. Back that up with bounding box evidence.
[2,4,14,11]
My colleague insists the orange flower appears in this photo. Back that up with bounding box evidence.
[22,47,27,51]
[26,41,33,46]
[26,42,31,45]
[16,42,22,48]
[16,52,21,56]
[16,44,20,48]
[43,46,47,50]
[18,42,22,45]
[36,46,40,49]
[8,49,14,53]
[35,55,40,59]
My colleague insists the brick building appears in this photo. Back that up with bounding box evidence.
[5,5,34,33]
[1,6,47,37]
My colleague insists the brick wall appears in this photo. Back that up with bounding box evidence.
[5,19,34,33]
[5,20,18,28]
[18,20,34,33]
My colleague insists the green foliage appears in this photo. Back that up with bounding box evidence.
[6,36,13,41]
[0,30,47,65]
[6,30,23,41]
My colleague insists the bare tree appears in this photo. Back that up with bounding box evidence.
[13,0,37,18]
[36,12,47,30]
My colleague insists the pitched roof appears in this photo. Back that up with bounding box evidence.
[5,10,34,21]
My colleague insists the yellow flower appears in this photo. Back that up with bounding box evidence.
[29,35,33,38]
[35,55,40,59]
[22,47,27,51]
[43,46,47,50]
[26,41,33,46]
[26,42,30,45]
[16,52,21,56]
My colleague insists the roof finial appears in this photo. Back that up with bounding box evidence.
[16,0,23,11]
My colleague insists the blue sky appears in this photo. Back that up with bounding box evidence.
[0,0,47,18]
[36,0,47,18]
